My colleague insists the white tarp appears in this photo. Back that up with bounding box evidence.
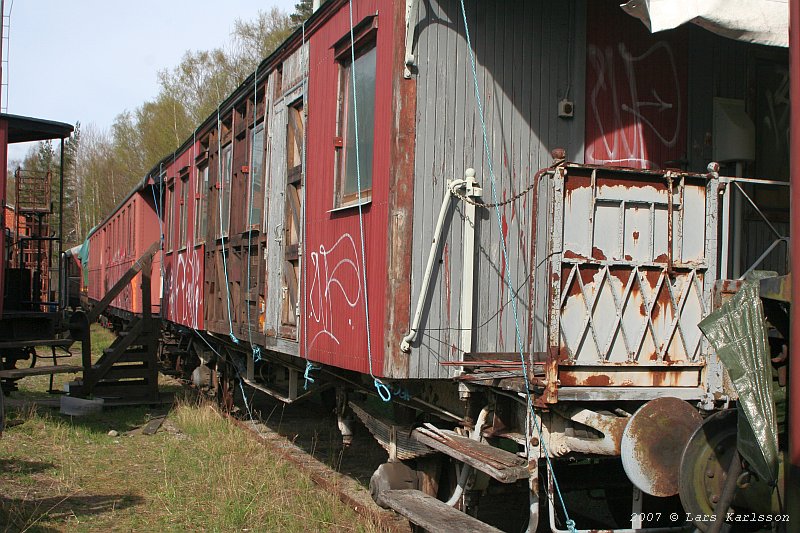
[621,0,788,48]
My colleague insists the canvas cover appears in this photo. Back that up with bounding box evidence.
[621,0,788,48]
[698,277,780,484]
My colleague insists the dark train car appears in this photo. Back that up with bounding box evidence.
[62,245,82,310]
[86,177,162,322]
[89,0,790,531]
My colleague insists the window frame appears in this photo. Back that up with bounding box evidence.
[218,143,233,239]
[248,122,266,229]
[166,181,175,254]
[332,17,378,209]
[195,163,209,245]
[178,169,189,250]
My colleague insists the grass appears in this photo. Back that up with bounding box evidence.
[1,326,378,532]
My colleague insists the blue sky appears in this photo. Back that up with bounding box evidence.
[6,0,297,162]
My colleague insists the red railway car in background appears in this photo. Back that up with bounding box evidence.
[81,0,792,530]
[85,177,162,325]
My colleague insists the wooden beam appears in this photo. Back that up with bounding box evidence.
[86,241,159,324]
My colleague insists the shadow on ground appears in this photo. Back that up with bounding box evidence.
[0,492,143,532]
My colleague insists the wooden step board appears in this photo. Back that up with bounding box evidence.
[0,365,82,379]
[0,339,73,350]
[380,489,502,533]
[412,425,529,483]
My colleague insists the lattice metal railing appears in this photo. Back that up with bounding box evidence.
[559,262,708,364]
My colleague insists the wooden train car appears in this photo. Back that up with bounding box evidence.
[82,0,790,530]
[85,177,162,323]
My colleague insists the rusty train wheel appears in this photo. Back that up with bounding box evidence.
[679,409,737,532]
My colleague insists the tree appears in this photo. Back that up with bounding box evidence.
[290,0,314,27]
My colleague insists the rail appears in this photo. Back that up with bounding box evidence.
[717,174,790,279]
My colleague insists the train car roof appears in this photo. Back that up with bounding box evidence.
[3,113,74,143]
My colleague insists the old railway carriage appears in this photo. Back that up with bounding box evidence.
[87,0,789,531]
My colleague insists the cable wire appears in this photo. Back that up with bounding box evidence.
[347,0,389,401]
[457,1,576,530]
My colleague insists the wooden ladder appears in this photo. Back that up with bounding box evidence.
[69,241,161,405]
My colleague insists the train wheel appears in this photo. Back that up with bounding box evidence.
[679,410,738,532]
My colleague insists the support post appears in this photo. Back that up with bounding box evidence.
[460,169,482,364]
[788,0,800,518]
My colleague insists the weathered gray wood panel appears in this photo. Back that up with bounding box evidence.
[264,44,307,352]
[408,0,585,378]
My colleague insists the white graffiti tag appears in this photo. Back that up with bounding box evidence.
[168,246,202,329]
[587,41,681,168]
[307,233,361,350]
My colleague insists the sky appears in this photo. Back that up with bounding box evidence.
[5,0,297,163]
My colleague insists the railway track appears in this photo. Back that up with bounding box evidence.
[221,385,410,533]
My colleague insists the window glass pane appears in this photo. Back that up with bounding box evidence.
[250,126,265,226]
[195,166,208,243]
[167,186,174,251]
[343,46,376,198]
[179,177,188,245]
[221,145,233,237]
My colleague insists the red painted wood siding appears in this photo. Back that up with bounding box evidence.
[585,1,688,169]
[162,143,204,330]
[303,0,396,375]
[87,188,160,316]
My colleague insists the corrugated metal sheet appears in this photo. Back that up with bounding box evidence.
[408,0,584,378]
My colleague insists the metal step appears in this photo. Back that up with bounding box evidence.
[379,489,502,533]
[412,425,529,483]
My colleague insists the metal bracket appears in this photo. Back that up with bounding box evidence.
[404,0,422,79]
[400,169,482,353]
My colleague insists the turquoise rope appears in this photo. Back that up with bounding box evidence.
[215,109,240,345]
[347,0,390,402]
[245,66,262,362]
[457,1,576,531]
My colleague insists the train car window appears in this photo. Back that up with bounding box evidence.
[166,183,174,253]
[128,205,133,258]
[195,165,208,244]
[286,102,304,186]
[219,144,233,238]
[179,174,188,248]
[249,124,265,227]
[334,44,376,207]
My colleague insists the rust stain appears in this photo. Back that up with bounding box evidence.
[498,195,509,349]
[563,250,586,260]
[591,246,607,260]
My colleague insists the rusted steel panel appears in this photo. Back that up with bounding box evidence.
[302,0,392,375]
[540,164,719,400]
[584,0,688,170]
[408,0,582,378]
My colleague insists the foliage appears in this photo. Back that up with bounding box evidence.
[290,0,315,27]
[11,6,305,248]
